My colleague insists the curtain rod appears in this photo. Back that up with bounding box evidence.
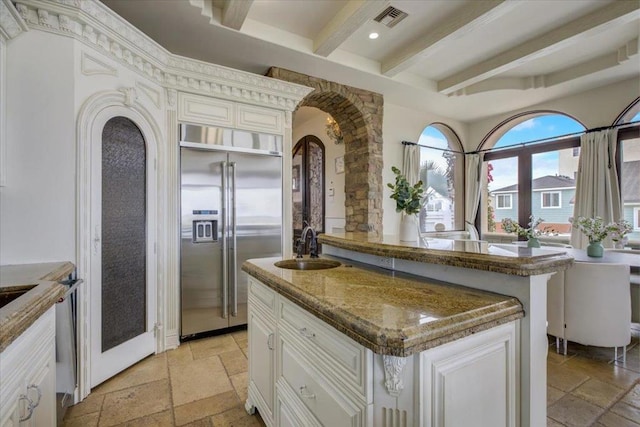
[401,140,465,155]
[403,121,638,156]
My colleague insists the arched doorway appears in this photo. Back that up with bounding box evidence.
[267,67,383,234]
[293,135,325,253]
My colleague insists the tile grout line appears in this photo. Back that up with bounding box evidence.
[590,378,640,426]
[164,350,178,427]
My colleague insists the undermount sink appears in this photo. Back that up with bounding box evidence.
[0,285,37,309]
[274,259,341,271]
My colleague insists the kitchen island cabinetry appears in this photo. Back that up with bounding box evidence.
[0,307,56,426]
[244,259,523,427]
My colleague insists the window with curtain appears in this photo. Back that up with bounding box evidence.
[619,111,640,245]
[483,114,585,241]
[417,125,463,232]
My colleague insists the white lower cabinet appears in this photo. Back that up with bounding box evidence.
[0,307,56,427]
[247,276,518,427]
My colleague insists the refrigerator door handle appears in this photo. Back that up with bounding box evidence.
[221,160,228,319]
[230,161,238,317]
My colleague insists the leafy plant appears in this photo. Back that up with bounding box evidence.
[570,216,632,243]
[609,218,633,243]
[501,215,555,239]
[387,166,424,216]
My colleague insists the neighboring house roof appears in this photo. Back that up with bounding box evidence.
[491,175,575,193]
[622,161,640,203]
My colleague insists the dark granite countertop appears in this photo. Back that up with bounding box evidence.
[243,256,524,357]
[319,232,574,276]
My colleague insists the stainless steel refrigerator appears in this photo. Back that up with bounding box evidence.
[180,141,282,339]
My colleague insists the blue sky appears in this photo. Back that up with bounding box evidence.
[418,113,640,192]
[489,115,585,191]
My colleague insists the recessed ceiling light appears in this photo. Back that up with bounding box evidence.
[369,32,379,40]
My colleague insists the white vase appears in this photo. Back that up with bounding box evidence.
[399,215,417,242]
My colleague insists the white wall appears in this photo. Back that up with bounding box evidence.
[1,31,76,264]
[382,103,467,236]
[292,107,346,233]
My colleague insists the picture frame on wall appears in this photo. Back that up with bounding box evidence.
[292,164,300,192]
[335,156,345,174]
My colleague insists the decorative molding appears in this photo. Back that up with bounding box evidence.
[136,81,162,108]
[14,0,313,110]
[119,86,138,107]
[164,106,179,343]
[383,355,407,397]
[80,51,117,76]
[0,0,28,40]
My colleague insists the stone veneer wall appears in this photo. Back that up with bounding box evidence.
[267,67,384,233]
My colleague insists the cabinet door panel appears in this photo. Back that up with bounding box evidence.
[248,311,274,419]
[25,355,55,427]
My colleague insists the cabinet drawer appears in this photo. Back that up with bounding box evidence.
[279,298,368,396]
[178,92,235,128]
[279,334,364,427]
[249,278,277,317]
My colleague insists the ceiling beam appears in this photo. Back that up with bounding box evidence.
[449,38,639,96]
[382,0,516,77]
[437,0,640,95]
[313,0,389,57]
[221,0,254,30]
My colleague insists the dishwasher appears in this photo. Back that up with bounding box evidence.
[55,274,83,424]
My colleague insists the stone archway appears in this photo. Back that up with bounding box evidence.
[267,67,383,233]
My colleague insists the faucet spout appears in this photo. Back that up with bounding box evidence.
[297,224,319,258]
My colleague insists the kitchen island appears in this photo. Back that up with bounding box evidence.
[243,254,526,426]
[243,234,573,427]
[320,233,574,427]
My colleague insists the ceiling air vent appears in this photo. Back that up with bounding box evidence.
[373,6,408,28]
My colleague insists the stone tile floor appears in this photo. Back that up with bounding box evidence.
[62,326,640,426]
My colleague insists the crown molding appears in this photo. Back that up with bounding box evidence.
[13,0,313,110]
[1,0,29,40]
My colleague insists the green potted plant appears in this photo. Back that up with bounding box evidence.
[387,166,424,241]
[570,216,632,256]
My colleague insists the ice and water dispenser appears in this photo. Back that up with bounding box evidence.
[192,210,218,243]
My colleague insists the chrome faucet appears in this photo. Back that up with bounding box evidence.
[296,223,319,259]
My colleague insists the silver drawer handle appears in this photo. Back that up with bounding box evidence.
[299,327,315,339]
[299,385,316,399]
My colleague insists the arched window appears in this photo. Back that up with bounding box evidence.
[481,113,585,242]
[417,124,463,232]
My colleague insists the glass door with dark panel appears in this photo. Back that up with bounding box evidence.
[292,135,325,254]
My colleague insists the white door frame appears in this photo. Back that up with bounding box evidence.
[76,90,163,400]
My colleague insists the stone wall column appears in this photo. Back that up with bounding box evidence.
[267,67,383,234]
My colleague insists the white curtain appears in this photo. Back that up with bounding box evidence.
[570,129,621,249]
[402,143,420,186]
[464,153,484,240]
